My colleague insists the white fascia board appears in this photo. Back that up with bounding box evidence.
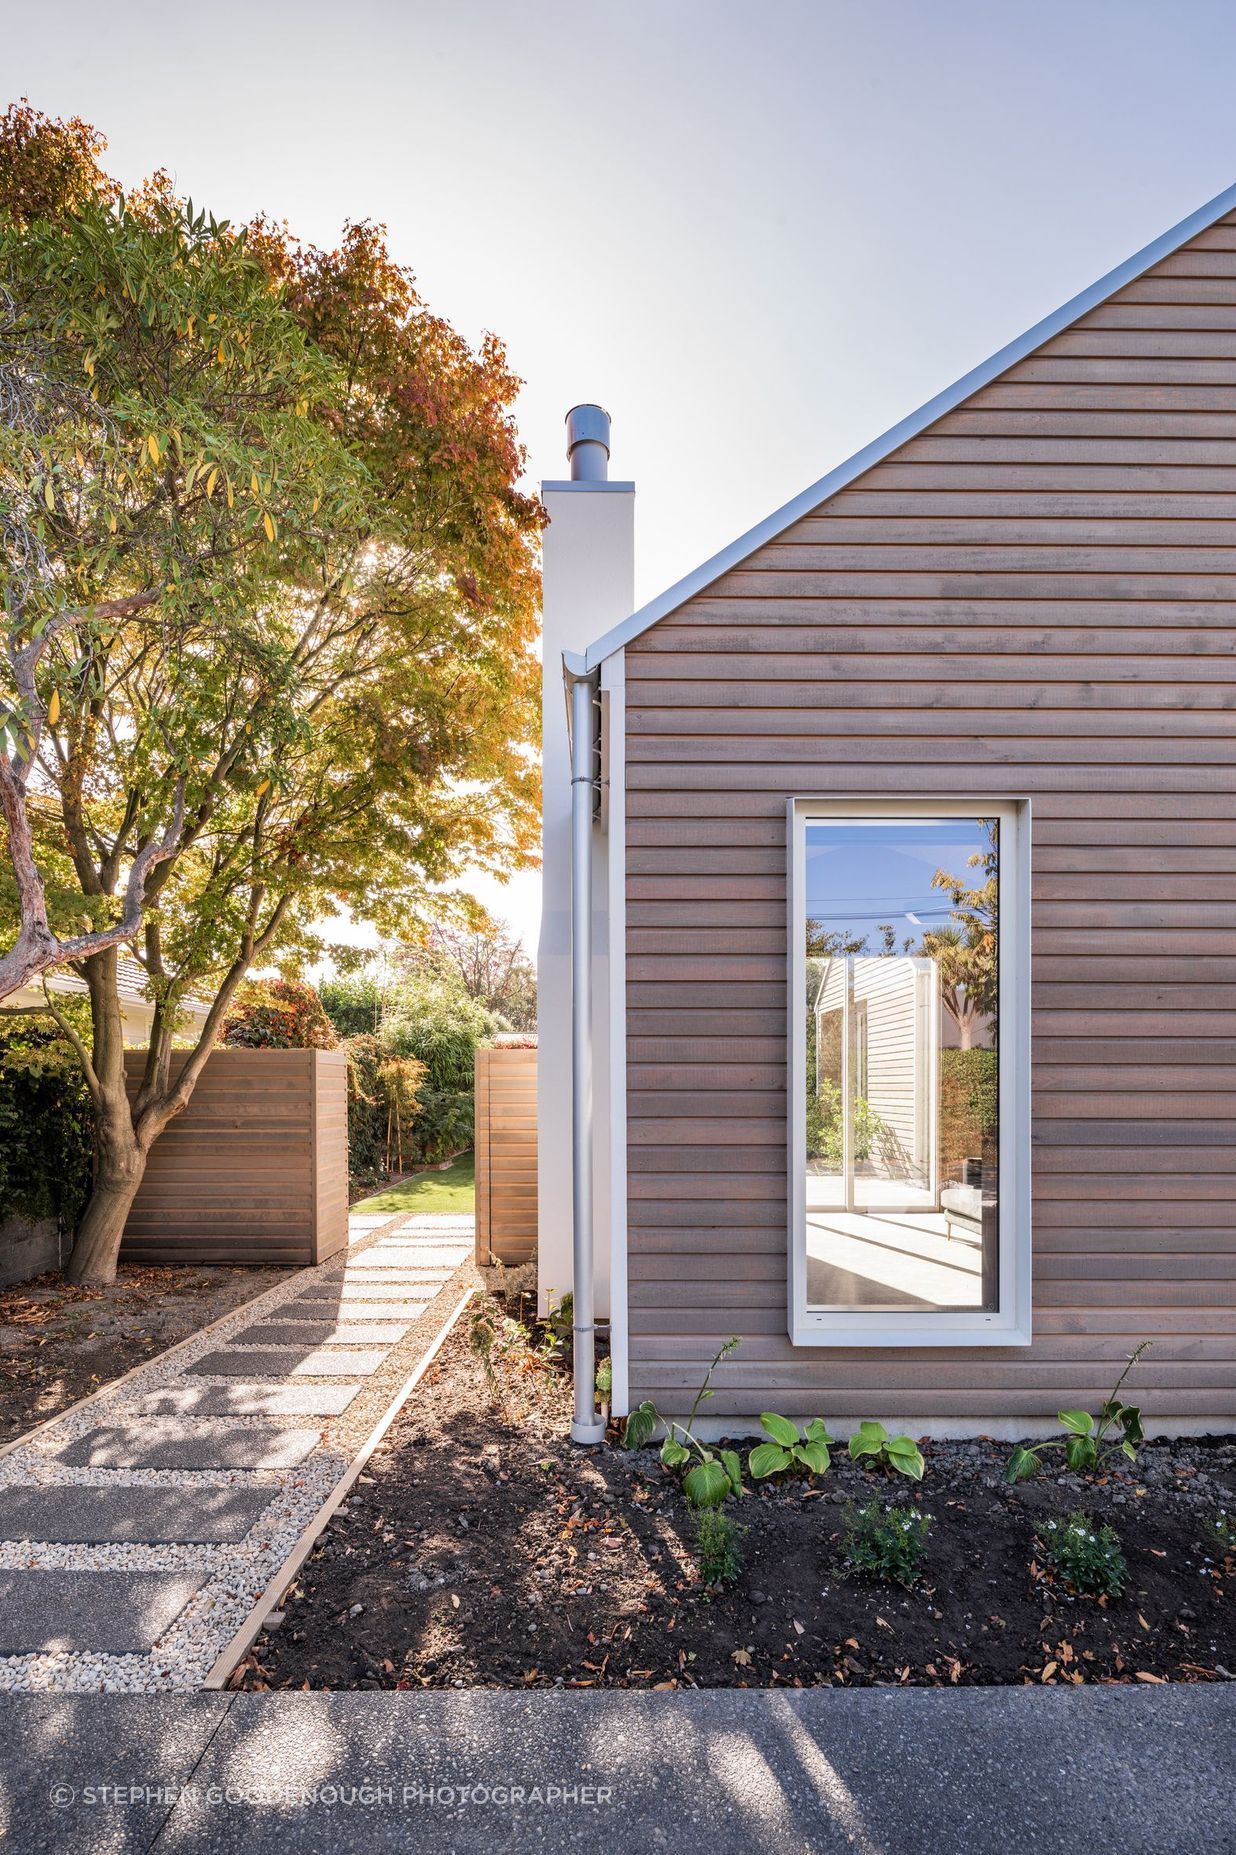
[582,175,1236,673]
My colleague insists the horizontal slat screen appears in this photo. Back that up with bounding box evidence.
[120,1048,348,1267]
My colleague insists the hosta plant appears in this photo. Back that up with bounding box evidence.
[1005,1342,1150,1484]
[847,1421,925,1481]
[624,1337,745,1509]
[749,1413,835,1481]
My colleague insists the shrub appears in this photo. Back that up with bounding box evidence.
[319,974,384,1039]
[345,1035,430,1184]
[808,1076,883,1168]
[692,1506,744,1586]
[406,1085,474,1164]
[938,1047,998,1178]
[384,976,497,1091]
[346,1033,391,1187]
[1037,1511,1127,1597]
[842,1501,932,1584]
[221,978,338,1050]
[0,1021,93,1235]
[1207,1510,1236,1560]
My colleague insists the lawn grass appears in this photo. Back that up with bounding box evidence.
[351,1150,475,1215]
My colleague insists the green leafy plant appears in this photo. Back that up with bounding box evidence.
[847,1421,925,1481]
[1005,1343,1151,1484]
[469,1306,498,1398]
[1205,1510,1235,1561]
[541,1289,574,1366]
[624,1337,745,1509]
[842,1501,932,1584]
[692,1505,744,1586]
[749,1413,835,1481]
[1037,1511,1127,1597]
[595,1357,612,1398]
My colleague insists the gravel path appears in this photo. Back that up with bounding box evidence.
[0,1213,475,1694]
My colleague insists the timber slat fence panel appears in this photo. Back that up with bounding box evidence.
[120,1047,349,1267]
[474,1045,537,1266]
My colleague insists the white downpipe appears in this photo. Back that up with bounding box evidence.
[568,662,605,1445]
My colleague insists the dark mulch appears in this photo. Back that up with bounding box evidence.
[0,1263,292,1445]
[238,1299,1236,1692]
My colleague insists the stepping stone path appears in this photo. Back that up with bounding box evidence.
[0,1210,473,1693]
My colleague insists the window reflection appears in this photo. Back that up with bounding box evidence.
[803,817,999,1312]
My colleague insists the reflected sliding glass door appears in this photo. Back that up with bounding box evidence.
[791,800,1028,1343]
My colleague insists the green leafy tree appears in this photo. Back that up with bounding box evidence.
[926,821,999,1034]
[406,918,536,1032]
[0,105,541,1282]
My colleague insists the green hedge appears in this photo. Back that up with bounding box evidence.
[939,1046,998,1176]
[0,1024,93,1233]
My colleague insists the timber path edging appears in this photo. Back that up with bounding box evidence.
[0,1211,476,1694]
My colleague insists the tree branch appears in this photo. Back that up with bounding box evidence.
[0,773,186,1003]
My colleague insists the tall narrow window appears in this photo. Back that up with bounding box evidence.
[788,799,1030,1346]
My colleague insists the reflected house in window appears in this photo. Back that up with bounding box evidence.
[801,815,1003,1321]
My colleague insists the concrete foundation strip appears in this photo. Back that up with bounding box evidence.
[202,1284,476,1690]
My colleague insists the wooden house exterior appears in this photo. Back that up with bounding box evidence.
[540,184,1236,1433]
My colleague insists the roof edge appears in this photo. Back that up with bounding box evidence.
[583,174,1236,671]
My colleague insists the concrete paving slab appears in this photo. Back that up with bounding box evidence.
[0,1693,230,1855]
[234,1322,411,1347]
[334,1257,455,1271]
[125,1686,1236,1855]
[367,1245,468,1259]
[287,1301,431,1322]
[304,1283,443,1298]
[55,1420,322,1470]
[0,1485,274,1544]
[190,1348,388,1379]
[130,1382,361,1418]
[0,1570,206,1654]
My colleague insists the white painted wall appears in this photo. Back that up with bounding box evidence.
[537,477,634,1318]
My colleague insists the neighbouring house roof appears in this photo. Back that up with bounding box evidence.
[581,176,1236,671]
[13,955,211,1027]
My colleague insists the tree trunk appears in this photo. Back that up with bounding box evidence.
[64,946,145,1285]
[63,1131,145,1283]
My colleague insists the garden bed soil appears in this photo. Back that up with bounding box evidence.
[0,1262,292,1445]
[235,1298,1236,1693]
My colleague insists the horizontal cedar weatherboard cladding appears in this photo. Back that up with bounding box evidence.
[119,1047,348,1267]
[623,209,1236,1423]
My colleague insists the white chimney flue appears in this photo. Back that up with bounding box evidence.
[565,403,611,482]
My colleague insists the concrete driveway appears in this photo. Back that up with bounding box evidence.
[2,1686,1233,1853]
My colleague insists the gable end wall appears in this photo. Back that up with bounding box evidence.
[623,210,1236,1424]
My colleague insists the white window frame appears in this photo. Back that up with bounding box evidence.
[787,795,1032,1348]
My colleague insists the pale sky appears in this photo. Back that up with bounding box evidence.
[13,0,1236,951]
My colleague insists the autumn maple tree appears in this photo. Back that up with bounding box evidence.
[0,103,541,1281]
